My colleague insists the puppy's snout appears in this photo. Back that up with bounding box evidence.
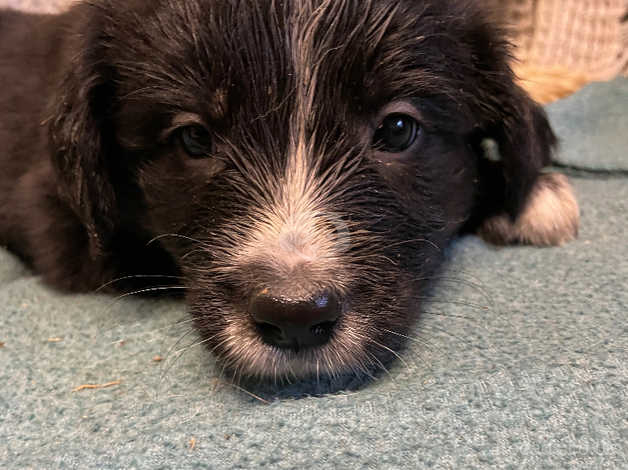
[250,291,341,350]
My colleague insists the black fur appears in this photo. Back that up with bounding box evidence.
[0,0,558,380]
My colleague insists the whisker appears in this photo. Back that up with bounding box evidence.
[96,286,189,321]
[364,350,391,379]
[316,358,320,385]
[416,322,496,357]
[418,310,494,337]
[94,274,184,293]
[147,233,205,246]
[230,363,243,387]
[157,334,225,394]
[416,275,494,307]
[361,335,410,370]
[181,250,201,261]
[108,285,188,303]
[420,298,491,311]
[154,336,205,397]
[158,327,198,376]
[380,328,442,360]
[173,335,217,355]
[385,237,442,252]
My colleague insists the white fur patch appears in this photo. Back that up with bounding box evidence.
[479,173,580,246]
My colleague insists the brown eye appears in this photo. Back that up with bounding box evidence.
[373,113,420,153]
[179,125,213,158]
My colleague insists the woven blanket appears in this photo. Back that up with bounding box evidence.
[496,0,628,80]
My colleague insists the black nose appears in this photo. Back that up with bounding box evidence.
[249,290,341,350]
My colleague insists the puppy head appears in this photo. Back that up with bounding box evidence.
[48,0,578,380]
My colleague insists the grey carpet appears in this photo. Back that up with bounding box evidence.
[0,64,626,470]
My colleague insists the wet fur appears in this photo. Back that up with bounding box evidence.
[0,0,578,380]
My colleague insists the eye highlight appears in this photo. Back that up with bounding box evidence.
[373,113,420,153]
[179,125,213,158]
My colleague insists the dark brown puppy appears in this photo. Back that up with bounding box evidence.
[0,0,578,380]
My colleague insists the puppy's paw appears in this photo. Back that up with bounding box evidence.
[479,173,579,246]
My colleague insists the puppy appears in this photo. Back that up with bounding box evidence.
[0,0,578,381]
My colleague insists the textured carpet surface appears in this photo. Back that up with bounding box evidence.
[1,72,627,470]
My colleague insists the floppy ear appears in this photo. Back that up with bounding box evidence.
[468,32,579,246]
[48,6,117,258]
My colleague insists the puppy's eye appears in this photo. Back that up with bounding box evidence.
[373,113,420,153]
[179,125,213,158]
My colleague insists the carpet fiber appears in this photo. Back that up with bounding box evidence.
[1,76,626,468]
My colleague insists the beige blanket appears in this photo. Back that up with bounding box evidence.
[500,0,628,79]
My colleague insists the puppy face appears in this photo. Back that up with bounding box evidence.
[45,0,577,380]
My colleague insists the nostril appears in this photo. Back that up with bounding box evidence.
[310,320,337,337]
[254,321,284,343]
